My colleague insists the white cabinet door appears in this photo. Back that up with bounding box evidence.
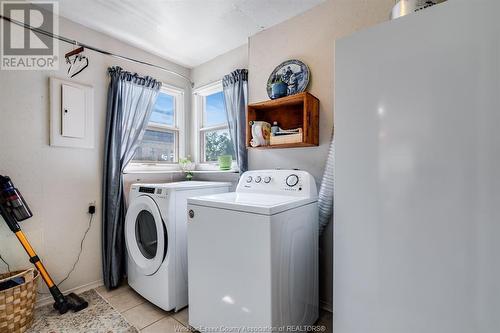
[61,84,86,138]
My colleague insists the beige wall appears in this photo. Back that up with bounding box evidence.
[247,0,394,310]
[191,44,248,89]
[0,15,191,302]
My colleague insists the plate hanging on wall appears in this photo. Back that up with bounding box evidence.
[267,59,310,99]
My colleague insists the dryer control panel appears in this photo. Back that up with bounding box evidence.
[237,169,317,198]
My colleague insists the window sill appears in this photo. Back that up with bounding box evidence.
[123,163,239,175]
[196,162,239,173]
[123,170,183,174]
[123,163,182,174]
[191,170,239,174]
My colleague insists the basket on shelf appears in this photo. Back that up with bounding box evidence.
[0,268,39,333]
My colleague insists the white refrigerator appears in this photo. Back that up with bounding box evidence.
[334,0,500,332]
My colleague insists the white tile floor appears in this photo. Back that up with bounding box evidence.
[96,284,332,332]
[95,284,188,332]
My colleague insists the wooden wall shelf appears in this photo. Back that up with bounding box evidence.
[246,92,319,149]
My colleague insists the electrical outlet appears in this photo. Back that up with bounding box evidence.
[88,201,96,215]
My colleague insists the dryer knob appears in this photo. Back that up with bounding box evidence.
[246,176,253,183]
[189,210,195,218]
[255,176,262,183]
[264,176,272,183]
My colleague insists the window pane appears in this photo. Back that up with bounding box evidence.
[134,129,176,163]
[203,128,235,162]
[204,91,226,127]
[150,92,174,126]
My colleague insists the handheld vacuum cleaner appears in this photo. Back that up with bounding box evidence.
[0,175,88,314]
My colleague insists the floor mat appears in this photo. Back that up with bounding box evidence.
[28,289,138,333]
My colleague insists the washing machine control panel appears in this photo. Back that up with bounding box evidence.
[130,185,168,199]
[139,186,155,194]
[237,169,317,197]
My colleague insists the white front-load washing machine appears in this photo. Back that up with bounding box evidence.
[125,181,232,311]
[187,170,319,331]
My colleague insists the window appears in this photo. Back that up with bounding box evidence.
[131,85,185,167]
[194,82,235,164]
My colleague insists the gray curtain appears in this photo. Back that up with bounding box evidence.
[222,69,248,172]
[102,66,161,289]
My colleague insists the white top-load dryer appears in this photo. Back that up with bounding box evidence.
[125,181,232,311]
[187,170,319,332]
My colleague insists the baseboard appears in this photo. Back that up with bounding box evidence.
[36,279,104,308]
[320,300,333,313]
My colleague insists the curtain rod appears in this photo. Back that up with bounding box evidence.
[0,14,194,87]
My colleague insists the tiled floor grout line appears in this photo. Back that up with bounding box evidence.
[120,299,146,313]
[122,301,147,315]
[96,289,130,301]
[136,311,190,332]
[171,315,189,329]
[139,313,173,331]
[96,285,182,331]
[139,318,162,331]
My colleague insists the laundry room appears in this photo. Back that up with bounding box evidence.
[3,1,497,333]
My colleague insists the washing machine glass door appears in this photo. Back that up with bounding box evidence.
[125,195,167,276]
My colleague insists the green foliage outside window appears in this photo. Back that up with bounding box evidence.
[204,131,235,162]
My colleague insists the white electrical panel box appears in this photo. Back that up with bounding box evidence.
[61,84,86,138]
[50,77,94,149]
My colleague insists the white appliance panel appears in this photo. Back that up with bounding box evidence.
[126,182,231,311]
[187,205,273,328]
[187,170,319,332]
[173,186,230,311]
[187,203,318,330]
[334,1,500,332]
[270,203,318,326]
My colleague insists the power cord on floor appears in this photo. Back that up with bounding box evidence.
[57,212,94,287]
[0,254,10,273]
[36,207,96,296]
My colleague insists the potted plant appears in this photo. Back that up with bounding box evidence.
[217,155,232,171]
[179,156,195,181]
[269,74,288,99]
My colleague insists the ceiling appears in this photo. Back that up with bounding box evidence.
[56,0,325,68]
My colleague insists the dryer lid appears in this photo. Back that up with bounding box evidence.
[125,195,167,276]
